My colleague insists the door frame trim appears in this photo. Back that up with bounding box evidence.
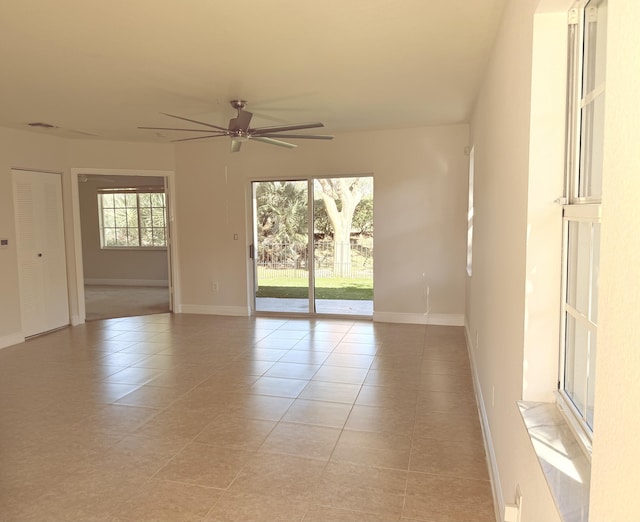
[70,168,178,324]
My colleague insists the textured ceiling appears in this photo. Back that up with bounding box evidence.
[0,0,506,142]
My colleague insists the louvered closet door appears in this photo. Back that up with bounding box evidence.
[12,170,69,337]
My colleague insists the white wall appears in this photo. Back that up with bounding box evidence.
[469,1,640,521]
[589,0,640,519]
[0,128,69,347]
[173,125,469,323]
[0,130,173,345]
[466,0,562,520]
[79,175,168,285]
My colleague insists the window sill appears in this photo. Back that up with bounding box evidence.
[517,401,591,522]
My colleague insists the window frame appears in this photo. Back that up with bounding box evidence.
[557,0,606,450]
[97,186,168,250]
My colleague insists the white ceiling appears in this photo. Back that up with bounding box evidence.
[0,0,506,143]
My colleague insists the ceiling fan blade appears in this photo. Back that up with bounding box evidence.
[257,134,334,140]
[160,112,229,132]
[251,122,325,135]
[251,136,298,149]
[138,126,226,133]
[171,134,228,142]
[231,140,242,153]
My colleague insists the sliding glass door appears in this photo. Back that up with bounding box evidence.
[252,176,373,316]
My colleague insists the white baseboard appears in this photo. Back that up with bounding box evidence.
[0,332,25,350]
[71,314,85,326]
[176,304,250,317]
[373,311,464,326]
[84,278,169,287]
[465,321,503,522]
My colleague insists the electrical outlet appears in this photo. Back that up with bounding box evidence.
[212,281,219,292]
[515,484,523,521]
[505,485,523,522]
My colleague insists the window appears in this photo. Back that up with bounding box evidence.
[466,147,475,277]
[98,187,167,248]
[559,0,606,439]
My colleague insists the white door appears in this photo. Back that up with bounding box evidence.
[12,170,69,337]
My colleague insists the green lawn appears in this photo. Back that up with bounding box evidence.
[256,274,373,300]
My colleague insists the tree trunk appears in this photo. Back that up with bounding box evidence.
[317,178,364,277]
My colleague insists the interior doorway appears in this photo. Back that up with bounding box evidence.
[252,176,373,316]
[75,172,173,321]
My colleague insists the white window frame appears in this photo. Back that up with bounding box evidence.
[557,0,606,450]
[97,187,167,249]
[466,147,475,278]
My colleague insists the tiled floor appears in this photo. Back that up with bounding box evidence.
[0,314,495,521]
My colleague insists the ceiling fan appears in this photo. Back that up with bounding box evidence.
[139,100,334,152]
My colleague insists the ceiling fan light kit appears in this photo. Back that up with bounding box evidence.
[139,100,334,152]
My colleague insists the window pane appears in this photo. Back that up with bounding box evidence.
[127,227,139,246]
[140,228,153,247]
[103,228,116,247]
[151,193,165,206]
[139,207,152,227]
[566,221,592,315]
[152,228,165,246]
[114,193,127,207]
[591,223,600,322]
[564,314,589,416]
[578,0,607,199]
[138,193,151,206]
[115,208,128,227]
[126,208,138,228]
[115,228,128,246]
[124,193,137,207]
[152,208,165,227]
[102,208,116,227]
[587,330,597,429]
[100,193,114,208]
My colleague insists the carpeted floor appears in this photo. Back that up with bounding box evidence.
[84,285,170,321]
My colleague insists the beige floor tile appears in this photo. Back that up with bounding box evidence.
[155,441,253,488]
[109,479,223,522]
[303,505,401,521]
[324,353,375,369]
[195,414,276,451]
[291,339,338,352]
[134,406,220,443]
[249,376,310,398]
[299,380,362,403]
[265,361,321,379]
[1,317,491,521]
[331,429,412,470]
[413,411,483,442]
[403,472,495,521]
[226,394,295,421]
[103,366,167,385]
[344,404,416,434]
[204,490,308,521]
[410,436,490,481]
[332,342,379,355]
[416,390,480,417]
[312,365,369,385]
[278,350,330,365]
[355,384,418,409]
[259,421,341,460]
[419,372,475,394]
[313,462,407,517]
[228,453,326,503]
[282,399,353,428]
[115,384,185,409]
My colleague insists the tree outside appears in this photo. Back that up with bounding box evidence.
[254,177,373,301]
